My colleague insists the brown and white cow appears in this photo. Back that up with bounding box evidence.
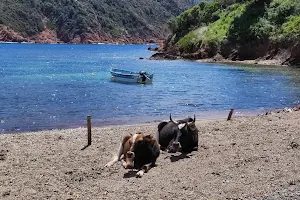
[105,132,160,178]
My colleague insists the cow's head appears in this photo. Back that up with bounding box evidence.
[181,115,198,135]
[168,114,197,153]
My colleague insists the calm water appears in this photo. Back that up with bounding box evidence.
[1,43,300,133]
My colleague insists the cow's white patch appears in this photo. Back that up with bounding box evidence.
[136,170,144,178]
[122,160,127,168]
[178,123,186,130]
[132,133,139,144]
[105,156,118,167]
[116,142,123,158]
[105,141,124,167]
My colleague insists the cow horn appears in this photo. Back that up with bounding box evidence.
[169,114,177,123]
[188,114,196,126]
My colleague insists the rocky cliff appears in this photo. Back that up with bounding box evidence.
[0,0,198,44]
[152,0,300,66]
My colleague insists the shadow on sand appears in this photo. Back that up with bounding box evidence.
[169,153,191,162]
[123,170,138,178]
[123,164,158,178]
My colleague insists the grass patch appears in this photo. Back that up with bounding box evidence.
[177,26,208,52]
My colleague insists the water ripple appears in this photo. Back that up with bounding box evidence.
[1,43,300,133]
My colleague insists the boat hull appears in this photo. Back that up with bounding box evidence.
[110,68,153,84]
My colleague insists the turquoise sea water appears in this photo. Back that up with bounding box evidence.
[1,43,300,133]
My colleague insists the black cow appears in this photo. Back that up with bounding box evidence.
[156,114,199,153]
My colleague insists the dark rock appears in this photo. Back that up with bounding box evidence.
[290,142,299,149]
[213,53,224,61]
[2,191,10,197]
[149,52,180,60]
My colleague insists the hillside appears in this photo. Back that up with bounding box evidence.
[0,0,198,44]
[154,0,300,66]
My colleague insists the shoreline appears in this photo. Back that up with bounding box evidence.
[0,106,299,199]
[0,108,271,135]
[195,58,290,67]
[150,52,299,67]
[0,41,160,46]
[2,42,296,67]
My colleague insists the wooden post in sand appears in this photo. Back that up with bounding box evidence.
[81,116,92,150]
[87,115,92,145]
[227,109,234,121]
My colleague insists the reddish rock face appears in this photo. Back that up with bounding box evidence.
[35,29,61,44]
[0,25,28,43]
[0,25,162,45]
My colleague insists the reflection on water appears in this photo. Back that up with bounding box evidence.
[1,43,300,133]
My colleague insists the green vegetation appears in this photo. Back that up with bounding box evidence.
[0,0,198,42]
[280,16,300,41]
[0,1,44,37]
[167,0,300,61]
[268,0,300,42]
[203,4,246,45]
[168,1,222,44]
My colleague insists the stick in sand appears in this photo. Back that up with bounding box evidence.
[81,115,92,150]
[227,109,234,121]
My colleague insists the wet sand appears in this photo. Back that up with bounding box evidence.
[0,108,300,199]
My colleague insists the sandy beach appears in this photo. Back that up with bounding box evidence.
[0,108,300,200]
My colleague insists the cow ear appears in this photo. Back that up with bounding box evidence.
[144,134,154,141]
[122,135,132,145]
[144,134,156,144]
[158,121,168,132]
[178,123,186,130]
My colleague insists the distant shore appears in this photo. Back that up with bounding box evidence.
[150,52,295,67]
[2,42,293,67]
[195,58,289,67]
[0,106,300,199]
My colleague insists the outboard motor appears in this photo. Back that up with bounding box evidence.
[139,71,147,83]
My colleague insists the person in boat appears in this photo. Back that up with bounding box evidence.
[139,71,147,83]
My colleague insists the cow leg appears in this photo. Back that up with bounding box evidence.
[105,142,124,167]
[121,160,127,168]
[136,163,151,178]
[136,170,144,178]
[136,160,156,178]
